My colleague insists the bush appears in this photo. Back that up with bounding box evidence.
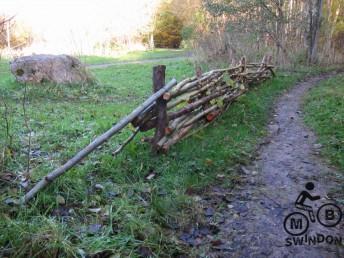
[153,10,183,48]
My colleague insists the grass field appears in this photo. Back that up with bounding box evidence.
[0,52,336,257]
[303,74,344,170]
[80,49,188,65]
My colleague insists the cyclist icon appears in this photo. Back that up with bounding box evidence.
[294,182,320,222]
[284,182,342,236]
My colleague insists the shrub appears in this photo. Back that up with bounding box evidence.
[153,10,183,48]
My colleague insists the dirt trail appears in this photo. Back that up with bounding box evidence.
[183,74,344,258]
[87,56,188,69]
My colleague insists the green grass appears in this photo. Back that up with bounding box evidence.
[80,48,187,65]
[303,74,344,170]
[0,55,332,257]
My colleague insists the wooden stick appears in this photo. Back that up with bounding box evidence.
[112,128,139,156]
[167,96,188,110]
[23,78,177,203]
[173,77,196,92]
[162,125,194,152]
[166,75,225,110]
[166,114,189,134]
[131,103,156,127]
[182,105,219,128]
[157,114,191,147]
[202,64,242,75]
[170,72,221,98]
[258,55,267,72]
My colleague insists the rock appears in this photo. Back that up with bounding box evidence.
[205,207,215,217]
[240,166,251,175]
[268,124,280,134]
[313,143,322,149]
[87,224,102,234]
[94,184,104,191]
[4,198,20,205]
[10,54,94,84]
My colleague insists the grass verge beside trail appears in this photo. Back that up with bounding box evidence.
[0,59,329,257]
[303,74,344,170]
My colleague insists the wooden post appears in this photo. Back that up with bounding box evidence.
[152,65,167,152]
[239,56,247,84]
[239,56,246,73]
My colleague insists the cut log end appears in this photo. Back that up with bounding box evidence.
[163,92,172,101]
[206,111,221,122]
[165,127,173,135]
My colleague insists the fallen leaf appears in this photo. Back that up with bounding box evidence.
[56,195,66,205]
[145,172,156,181]
[193,196,202,202]
[205,158,213,166]
[211,239,223,246]
[88,208,101,213]
[137,246,153,258]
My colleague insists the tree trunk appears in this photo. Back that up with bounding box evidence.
[308,0,323,64]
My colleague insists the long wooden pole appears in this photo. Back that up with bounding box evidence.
[23,78,177,203]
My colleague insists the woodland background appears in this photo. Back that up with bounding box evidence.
[1,0,343,66]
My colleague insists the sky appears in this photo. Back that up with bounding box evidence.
[1,0,159,54]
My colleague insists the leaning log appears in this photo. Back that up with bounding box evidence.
[23,78,177,203]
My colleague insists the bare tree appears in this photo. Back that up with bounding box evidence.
[308,0,323,64]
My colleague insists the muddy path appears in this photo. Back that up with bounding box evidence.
[182,73,344,258]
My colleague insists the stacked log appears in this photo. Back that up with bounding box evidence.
[133,56,275,152]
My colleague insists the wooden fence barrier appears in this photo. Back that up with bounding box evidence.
[23,56,275,203]
[134,55,275,152]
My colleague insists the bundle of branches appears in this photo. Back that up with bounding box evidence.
[132,56,275,152]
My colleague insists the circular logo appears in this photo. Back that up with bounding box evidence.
[317,203,342,227]
[283,212,309,236]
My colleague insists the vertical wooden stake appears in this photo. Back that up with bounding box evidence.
[152,65,167,152]
[196,66,210,111]
[240,56,246,73]
[258,55,267,72]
